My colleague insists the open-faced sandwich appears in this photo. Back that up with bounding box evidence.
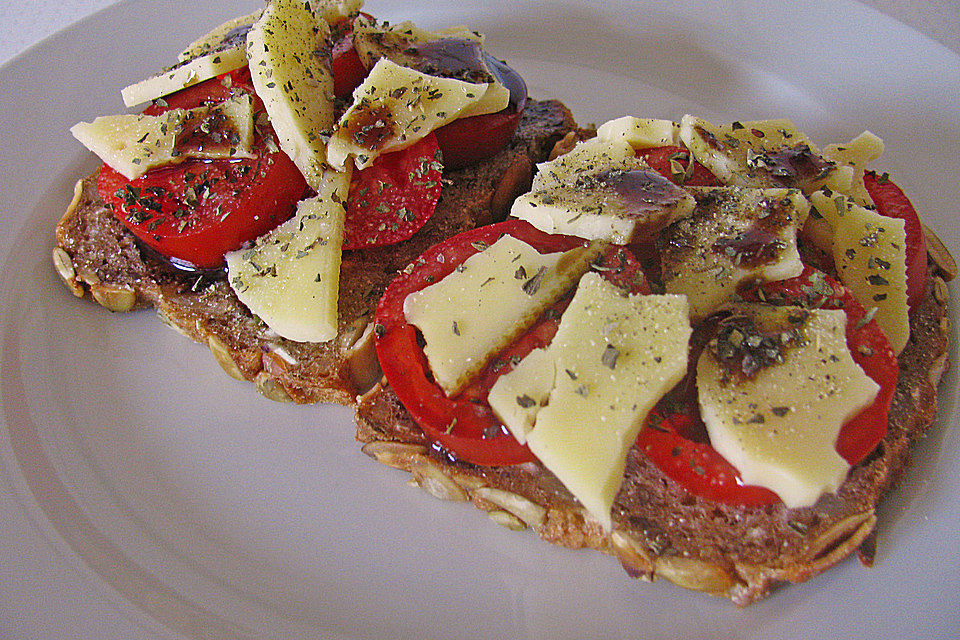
[356,116,954,604]
[53,0,953,607]
[54,0,577,403]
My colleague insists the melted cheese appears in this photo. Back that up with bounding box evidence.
[489,272,691,529]
[698,305,879,508]
[403,235,599,396]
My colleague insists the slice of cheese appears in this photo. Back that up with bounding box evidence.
[489,272,692,530]
[351,15,486,72]
[659,187,810,320]
[328,58,508,170]
[71,94,255,180]
[530,137,635,191]
[486,346,554,444]
[822,131,884,206]
[225,170,350,343]
[698,304,880,508]
[176,11,261,62]
[511,138,696,245]
[679,115,840,194]
[596,116,679,151]
[403,235,599,396]
[120,11,260,107]
[246,0,337,191]
[833,208,908,356]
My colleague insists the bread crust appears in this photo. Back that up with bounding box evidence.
[54,99,576,404]
[354,261,950,605]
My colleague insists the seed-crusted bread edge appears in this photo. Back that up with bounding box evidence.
[354,259,951,605]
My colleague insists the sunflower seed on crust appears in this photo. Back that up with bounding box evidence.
[90,283,137,312]
[472,487,546,528]
[924,224,956,281]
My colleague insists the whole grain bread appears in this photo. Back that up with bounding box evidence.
[354,251,951,605]
[53,98,577,404]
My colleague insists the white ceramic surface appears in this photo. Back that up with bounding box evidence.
[1,1,958,639]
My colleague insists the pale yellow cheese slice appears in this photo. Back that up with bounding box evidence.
[511,137,696,245]
[225,170,350,343]
[698,305,880,508]
[403,235,599,396]
[822,131,884,206]
[246,0,337,191]
[596,116,679,150]
[659,187,810,320]
[328,58,508,170]
[489,272,691,530]
[530,137,635,191]
[810,191,909,354]
[679,115,841,193]
[71,94,255,180]
[120,10,261,107]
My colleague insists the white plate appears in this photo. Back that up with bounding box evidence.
[1,1,958,638]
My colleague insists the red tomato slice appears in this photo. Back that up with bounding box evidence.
[342,133,443,250]
[638,267,898,506]
[434,55,528,170]
[374,219,645,466]
[863,170,928,309]
[98,73,307,269]
[332,22,367,98]
[635,145,719,187]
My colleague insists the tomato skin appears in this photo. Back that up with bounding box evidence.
[99,155,306,269]
[332,26,367,98]
[639,267,898,507]
[639,414,781,507]
[433,108,524,170]
[635,145,719,187]
[375,219,644,466]
[863,171,928,309]
[434,55,528,170]
[343,133,443,250]
[97,73,307,269]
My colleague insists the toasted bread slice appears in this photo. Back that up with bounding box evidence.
[53,99,577,404]
[354,251,950,605]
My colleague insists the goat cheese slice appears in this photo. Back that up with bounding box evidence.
[698,304,880,509]
[403,235,599,396]
[489,272,691,530]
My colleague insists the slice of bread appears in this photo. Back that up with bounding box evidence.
[354,244,951,605]
[53,98,577,404]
